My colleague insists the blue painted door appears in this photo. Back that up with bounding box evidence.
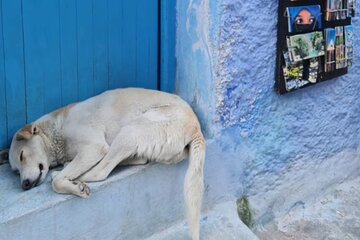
[0,0,159,149]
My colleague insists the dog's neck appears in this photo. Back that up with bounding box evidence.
[37,120,67,167]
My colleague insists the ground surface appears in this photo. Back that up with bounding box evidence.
[255,176,360,240]
[146,201,259,240]
[149,175,360,240]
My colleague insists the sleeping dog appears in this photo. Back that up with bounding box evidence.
[7,88,205,240]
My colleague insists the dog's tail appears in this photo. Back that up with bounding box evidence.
[184,132,205,240]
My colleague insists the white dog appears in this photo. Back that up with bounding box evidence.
[8,88,205,240]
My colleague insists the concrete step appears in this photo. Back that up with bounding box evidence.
[146,201,259,240]
[0,162,258,240]
[0,162,191,240]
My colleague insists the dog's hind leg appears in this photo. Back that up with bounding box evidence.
[77,126,145,182]
[78,122,183,182]
[118,157,149,166]
[78,156,148,182]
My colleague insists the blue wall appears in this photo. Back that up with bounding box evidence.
[176,0,220,137]
[176,0,360,197]
[216,0,360,195]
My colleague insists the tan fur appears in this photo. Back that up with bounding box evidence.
[51,103,77,119]
[16,125,37,140]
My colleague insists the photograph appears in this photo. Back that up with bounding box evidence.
[287,5,322,33]
[348,0,356,17]
[325,28,336,72]
[326,0,348,21]
[345,25,354,67]
[326,0,337,21]
[283,51,293,67]
[287,31,325,62]
[283,62,309,91]
[308,58,320,83]
[335,26,347,69]
[339,0,348,20]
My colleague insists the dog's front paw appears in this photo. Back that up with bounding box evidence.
[78,182,91,198]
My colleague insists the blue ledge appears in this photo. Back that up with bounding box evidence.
[0,162,189,240]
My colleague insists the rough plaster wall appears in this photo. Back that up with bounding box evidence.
[176,0,360,224]
[176,0,220,137]
[216,0,360,196]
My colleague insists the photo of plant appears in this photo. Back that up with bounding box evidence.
[287,5,322,33]
[283,62,309,91]
[287,31,325,62]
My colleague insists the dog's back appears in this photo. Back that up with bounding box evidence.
[60,88,199,144]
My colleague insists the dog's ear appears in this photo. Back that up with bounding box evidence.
[0,149,9,165]
[16,124,40,141]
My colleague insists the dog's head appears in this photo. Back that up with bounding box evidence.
[9,124,49,190]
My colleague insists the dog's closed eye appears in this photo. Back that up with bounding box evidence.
[20,151,24,162]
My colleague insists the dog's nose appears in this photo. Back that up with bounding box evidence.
[22,179,32,191]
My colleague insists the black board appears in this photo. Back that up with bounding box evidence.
[276,0,353,94]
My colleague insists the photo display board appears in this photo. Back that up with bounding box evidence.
[276,0,355,94]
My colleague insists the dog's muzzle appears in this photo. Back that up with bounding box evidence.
[22,171,42,191]
[22,179,32,190]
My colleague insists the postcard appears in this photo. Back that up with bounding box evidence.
[348,0,356,17]
[339,0,347,20]
[283,51,292,67]
[345,25,354,67]
[287,5,322,33]
[326,0,348,21]
[326,0,337,21]
[287,31,325,62]
[325,28,336,72]
[283,62,309,91]
[308,58,320,83]
[335,26,347,69]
